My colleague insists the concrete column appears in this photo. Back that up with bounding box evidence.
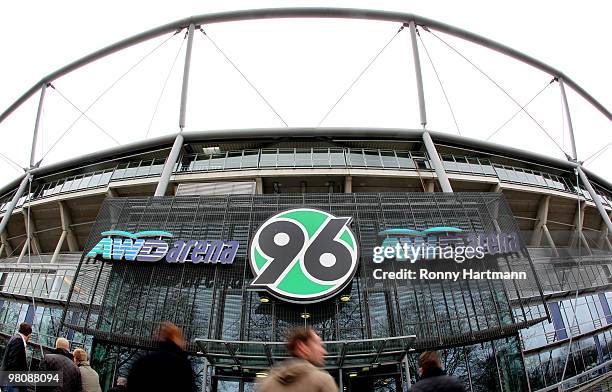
[542,225,560,258]
[0,231,13,257]
[423,179,435,192]
[17,237,29,263]
[531,195,550,246]
[255,177,263,194]
[597,212,612,251]
[22,207,41,255]
[422,132,453,192]
[50,230,67,264]
[344,176,352,193]
[570,201,592,255]
[338,369,343,392]
[59,201,79,252]
[107,187,118,198]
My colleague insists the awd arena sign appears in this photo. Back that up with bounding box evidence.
[249,208,359,303]
[86,230,239,264]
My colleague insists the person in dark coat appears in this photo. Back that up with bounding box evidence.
[411,351,465,392]
[128,322,196,392]
[39,337,82,392]
[1,322,32,392]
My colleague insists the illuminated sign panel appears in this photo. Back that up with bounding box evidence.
[86,230,239,264]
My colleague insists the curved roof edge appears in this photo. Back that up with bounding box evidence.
[0,127,609,198]
[1,8,610,125]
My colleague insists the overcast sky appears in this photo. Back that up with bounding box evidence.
[0,0,610,189]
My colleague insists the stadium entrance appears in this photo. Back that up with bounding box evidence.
[62,194,543,391]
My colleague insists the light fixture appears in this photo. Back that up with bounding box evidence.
[348,372,358,378]
[300,312,311,319]
[259,295,270,303]
[339,294,350,302]
[256,372,268,378]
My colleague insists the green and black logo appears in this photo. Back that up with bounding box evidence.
[249,208,359,303]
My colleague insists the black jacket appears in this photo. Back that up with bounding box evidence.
[107,385,127,392]
[411,368,466,392]
[128,341,197,392]
[1,334,28,371]
[39,348,82,392]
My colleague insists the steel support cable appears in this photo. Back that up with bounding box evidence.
[38,30,182,165]
[47,84,121,145]
[583,142,611,165]
[424,28,569,157]
[199,28,289,127]
[559,171,585,387]
[0,152,24,172]
[485,78,556,141]
[145,31,188,138]
[316,25,405,127]
[416,29,462,136]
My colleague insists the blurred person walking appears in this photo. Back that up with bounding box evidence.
[411,351,465,392]
[1,322,32,392]
[258,327,336,392]
[39,337,82,392]
[73,349,101,392]
[128,322,196,392]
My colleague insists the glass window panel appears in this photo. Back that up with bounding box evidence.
[209,153,226,170]
[123,162,140,179]
[396,152,415,169]
[454,156,471,173]
[150,159,164,175]
[68,176,82,191]
[442,155,458,172]
[479,159,496,175]
[363,150,383,168]
[100,170,113,185]
[88,172,102,188]
[294,149,312,167]
[347,149,366,167]
[467,157,484,174]
[111,163,128,180]
[312,148,330,167]
[534,172,548,186]
[380,150,398,168]
[225,152,242,169]
[78,174,92,190]
[60,179,73,193]
[241,150,259,169]
[277,149,295,167]
[136,160,152,177]
[259,150,277,167]
[191,155,210,172]
[329,148,345,167]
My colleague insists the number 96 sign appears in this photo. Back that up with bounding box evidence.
[249,208,359,303]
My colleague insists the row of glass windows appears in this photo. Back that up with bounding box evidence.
[1,148,611,212]
[0,269,75,301]
[525,330,612,390]
[0,300,89,354]
[520,293,612,352]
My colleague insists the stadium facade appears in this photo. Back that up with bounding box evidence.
[0,9,611,392]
